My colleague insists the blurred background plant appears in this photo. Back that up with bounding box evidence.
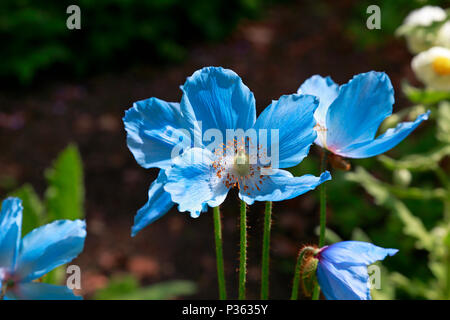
[4,144,196,299]
[0,0,274,85]
[1,0,449,300]
[6,144,85,284]
[297,4,450,299]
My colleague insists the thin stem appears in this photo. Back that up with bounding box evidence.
[318,150,328,247]
[444,200,450,298]
[291,246,316,300]
[213,206,227,300]
[434,167,449,190]
[261,201,272,300]
[313,150,328,300]
[239,200,247,300]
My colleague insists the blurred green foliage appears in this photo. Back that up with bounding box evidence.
[0,0,270,84]
[346,0,449,48]
[326,88,450,299]
[8,144,85,285]
[288,59,450,300]
[93,275,197,300]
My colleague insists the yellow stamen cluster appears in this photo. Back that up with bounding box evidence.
[432,56,450,76]
[212,137,268,195]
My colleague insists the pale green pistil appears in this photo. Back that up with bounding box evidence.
[233,150,251,177]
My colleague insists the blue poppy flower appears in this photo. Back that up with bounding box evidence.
[0,197,86,300]
[298,71,430,158]
[316,241,398,300]
[124,67,331,236]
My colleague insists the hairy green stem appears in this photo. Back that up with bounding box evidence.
[213,206,227,300]
[290,246,316,300]
[239,200,247,300]
[312,150,328,300]
[261,201,272,300]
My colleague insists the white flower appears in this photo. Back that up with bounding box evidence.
[412,46,450,91]
[399,6,447,54]
[436,21,450,48]
[404,6,446,26]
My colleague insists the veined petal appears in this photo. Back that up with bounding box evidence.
[180,67,256,140]
[7,282,81,300]
[298,75,339,127]
[0,198,23,271]
[164,148,229,216]
[320,241,399,267]
[326,72,394,152]
[337,111,430,158]
[131,171,174,237]
[253,94,318,168]
[239,170,331,205]
[124,97,192,170]
[16,220,86,282]
[317,259,370,300]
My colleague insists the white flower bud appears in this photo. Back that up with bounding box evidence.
[411,46,450,91]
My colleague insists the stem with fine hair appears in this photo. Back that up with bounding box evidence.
[213,206,227,300]
[261,201,272,300]
[239,200,247,300]
[312,150,328,300]
[291,246,317,300]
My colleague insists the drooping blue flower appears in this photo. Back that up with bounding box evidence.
[298,71,430,158]
[0,197,86,300]
[124,67,331,236]
[316,241,398,300]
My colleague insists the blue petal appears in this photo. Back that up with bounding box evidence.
[123,97,193,169]
[16,220,86,282]
[326,72,394,152]
[131,171,174,237]
[337,111,430,158]
[164,148,229,216]
[320,241,398,266]
[0,197,22,271]
[180,67,256,140]
[298,75,339,127]
[239,170,331,205]
[317,259,370,300]
[253,94,318,168]
[7,282,82,300]
[317,241,398,300]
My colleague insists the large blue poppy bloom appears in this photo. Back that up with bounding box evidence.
[0,197,86,300]
[316,241,398,300]
[124,67,331,236]
[298,71,430,158]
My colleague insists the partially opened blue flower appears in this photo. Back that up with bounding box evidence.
[124,67,331,236]
[0,197,86,300]
[316,241,398,300]
[298,71,430,158]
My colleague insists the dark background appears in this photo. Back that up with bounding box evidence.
[0,0,447,299]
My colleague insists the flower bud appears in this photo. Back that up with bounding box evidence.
[393,169,412,187]
[299,247,319,297]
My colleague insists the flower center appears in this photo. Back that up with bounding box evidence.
[432,56,450,76]
[233,149,251,177]
[0,271,16,299]
[314,123,328,149]
[212,138,268,195]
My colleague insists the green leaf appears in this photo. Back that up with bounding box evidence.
[45,144,84,222]
[378,145,450,172]
[42,265,66,285]
[314,226,342,245]
[437,101,450,144]
[402,82,450,105]
[351,228,372,242]
[93,275,197,300]
[8,183,44,236]
[346,167,433,250]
